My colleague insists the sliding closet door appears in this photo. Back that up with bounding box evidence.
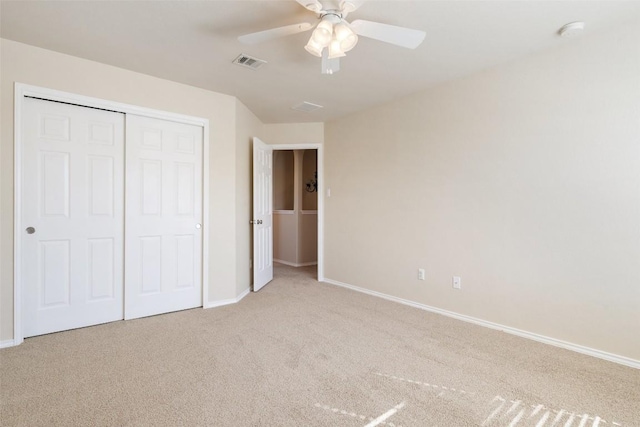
[21,98,125,337]
[124,114,203,319]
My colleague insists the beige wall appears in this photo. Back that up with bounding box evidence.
[274,213,297,264]
[273,151,295,210]
[299,213,318,264]
[262,123,324,145]
[273,150,297,265]
[299,149,318,264]
[324,23,640,360]
[302,149,318,211]
[0,39,244,341]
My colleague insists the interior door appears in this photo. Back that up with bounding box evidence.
[252,137,273,291]
[21,97,125,337]
[124,114,203,319]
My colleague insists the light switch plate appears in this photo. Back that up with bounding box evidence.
[453,276,461,289]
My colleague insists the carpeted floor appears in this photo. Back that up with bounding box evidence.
[1,263,638,426]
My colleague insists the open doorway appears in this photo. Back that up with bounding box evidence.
[251,141,323,291]
[272,149,318,277]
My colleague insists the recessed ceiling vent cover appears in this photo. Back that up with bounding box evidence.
[232,54,267,70]
[291,101,324,113]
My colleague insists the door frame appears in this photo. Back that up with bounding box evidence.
[268,143,324,282]
[13,83,210,346]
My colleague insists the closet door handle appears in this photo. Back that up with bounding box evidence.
[195,223,202,229]
[26,227,36,235]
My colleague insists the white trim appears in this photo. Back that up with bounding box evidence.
[16,84,206,126]
[274,259,318,267]
[13,83,210,345]
[273,210,295,215]
[13,86,24,346]
[0,339,17,349]
[323,278,640,370]
[202,114,210,309]
[301,210,317,215]
[204,288,250,309]
[269,143,324,281]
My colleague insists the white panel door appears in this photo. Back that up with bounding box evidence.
[252,137,273,291]
[125,114,203,319]
[22,98,125,337]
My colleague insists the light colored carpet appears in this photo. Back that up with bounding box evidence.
[1,263,638,426]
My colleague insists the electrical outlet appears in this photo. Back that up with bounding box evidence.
[453,276,461,289]
[418,268,425,280]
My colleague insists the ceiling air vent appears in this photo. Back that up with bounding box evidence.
[232,54,267,70]
[291,101,324,113]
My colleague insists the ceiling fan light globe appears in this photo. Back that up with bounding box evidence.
[333,21,357,51]
[333,22,352,41]
[328,39,346,59]
[312,21,333,47]
[305,39,323,57]
[340,33,358,52]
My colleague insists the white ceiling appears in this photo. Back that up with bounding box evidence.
[2,1,639,123]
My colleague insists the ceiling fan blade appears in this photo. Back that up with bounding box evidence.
[350,20,426,49]
[340,0,366,17]
[295,0,322,12]
[238,22,314,45]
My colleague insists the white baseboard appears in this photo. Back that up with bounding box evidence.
[274,259,318,268]
[323,278,639,370]
[204,287,250,309]
[236,287,250,302]
[0,339,17,349]
[3,290,253,346]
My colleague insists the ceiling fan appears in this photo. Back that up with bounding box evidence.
[238,0,426,74]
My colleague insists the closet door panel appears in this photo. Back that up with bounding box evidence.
[124,115,203,319]
[22,98,124,337]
